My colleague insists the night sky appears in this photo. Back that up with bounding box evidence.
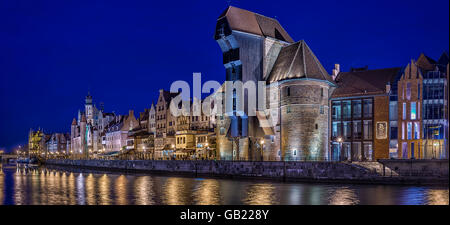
[0,0,448,152]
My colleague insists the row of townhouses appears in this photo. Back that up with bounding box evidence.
[28,6,449,161]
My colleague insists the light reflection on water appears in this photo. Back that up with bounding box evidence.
[328,187,359,205]
[0,165,448,205]
[244,183,276,205]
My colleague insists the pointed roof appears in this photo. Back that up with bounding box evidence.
[81,114,87,123]
[71,118,77,125]
[437,51,449,65]
[401,60,423,80]
[159,89,180,104]
[267,40,334,84]
[416,53,436,71]
[217,6,294,43]
[139,109,149,121]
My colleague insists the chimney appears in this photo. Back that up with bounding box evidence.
[332,64,340,80]
[386,82,391,93]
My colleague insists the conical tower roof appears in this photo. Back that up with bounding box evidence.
[437,51,449,65]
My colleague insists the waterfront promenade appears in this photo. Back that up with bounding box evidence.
[45,159,449,185]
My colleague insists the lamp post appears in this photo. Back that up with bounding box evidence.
[433,142,438,159]
[143,146,146,160]
[260,140,264,161]
[205,142,209,160]
[337,137,343,161]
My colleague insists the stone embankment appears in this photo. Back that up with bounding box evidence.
[45,159,449,185]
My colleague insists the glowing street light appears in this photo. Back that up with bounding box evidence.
[258,139,265,161]
[337,137,344,161]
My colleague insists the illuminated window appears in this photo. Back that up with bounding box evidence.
[411,102,416,120]
[414,122,420,139]
[342,101,351,119]
[332,122,341,139]
[332,101,341,120]
[353,121,362,139]
[363,99,373,118]
[363,120,373,140]
[402,122,405,139]
[343,122,351,139]
[407,122,412,140]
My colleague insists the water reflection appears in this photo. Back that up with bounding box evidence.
[134,176,154,205]
[164,177,188,205]
[99,174,111,205]
[328,187,359,205]
[0,165,448,205]
[115,175,128,205]
[76,173,85,205]
[193,179,221,205]
[427,189,449,205]
[244,183,276,205]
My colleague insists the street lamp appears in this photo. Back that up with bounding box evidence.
[433,142,438,159]
[143,146,146,160]
[337,137,343,161]
[205,143,209,159]
[260,140,264,161]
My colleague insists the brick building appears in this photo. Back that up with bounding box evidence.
[330,67,402,161]
[398,60,423,159]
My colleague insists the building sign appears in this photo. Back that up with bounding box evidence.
[376,122,388,139]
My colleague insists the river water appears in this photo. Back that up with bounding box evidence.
[0,164,448,205]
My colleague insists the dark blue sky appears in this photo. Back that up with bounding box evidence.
[0,0,448,152]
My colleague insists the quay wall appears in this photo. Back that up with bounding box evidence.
[45,159,449,185]
[379,159,448,177]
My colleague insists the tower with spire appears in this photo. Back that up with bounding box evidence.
[70,92,116,158]
[85,92,94,124]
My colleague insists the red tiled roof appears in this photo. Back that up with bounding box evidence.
[332,67,402,98]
